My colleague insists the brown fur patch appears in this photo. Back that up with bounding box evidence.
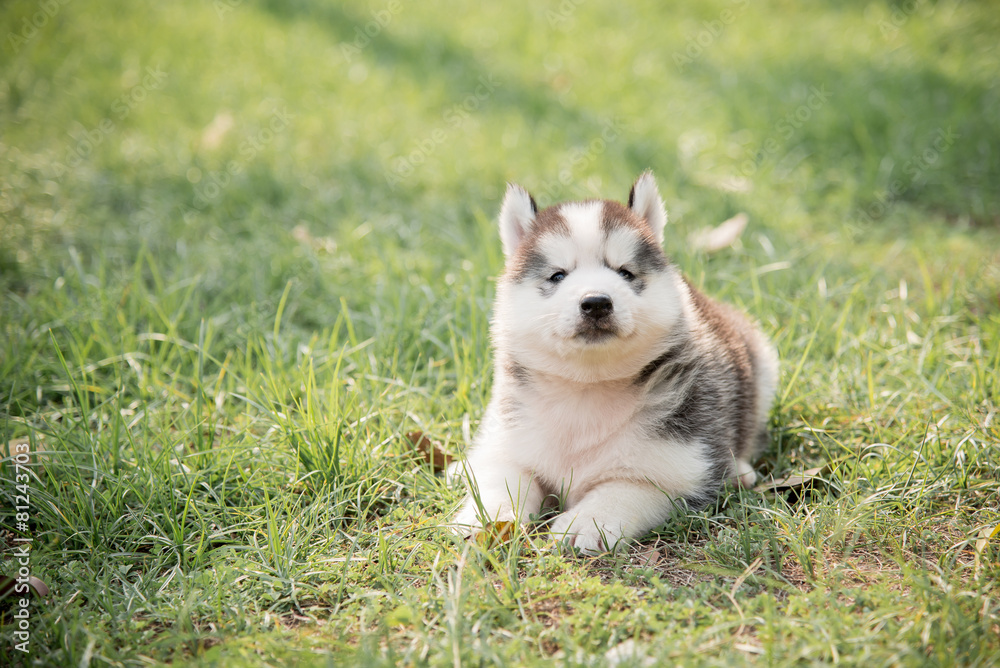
[682,277,758,462]
[601,200,654,237]
[505,206,571,282]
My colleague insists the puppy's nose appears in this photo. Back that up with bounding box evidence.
[580,293,613,319]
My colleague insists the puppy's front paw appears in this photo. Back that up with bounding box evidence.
[452,498,515,537]
[550,512,619,555]
[732,459,757,488]
[451,503,480,537]
[568,525,608,555]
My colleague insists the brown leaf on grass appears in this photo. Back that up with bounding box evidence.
[474,521,515,550]
[0,575,50,600]
[974,523,1000,578]
[291,224,337,253]
[7,438,44,471]
[636,545,663,568]
[7,438,31,460]
[405,431,453,473]
[688,212,749,252]
[200,110,234,150]
[753,465,829,494]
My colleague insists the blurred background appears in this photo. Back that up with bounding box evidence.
[2,0,998,399]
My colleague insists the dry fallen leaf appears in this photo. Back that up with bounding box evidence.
[689,212,749,252]
[200,110,234,150]
[974,523,1000,578]
[636,545,663,568]
[474,521,515,550]
[7,437,45,471]
[753,465,829,494]
[7,438,31,460]
[0,575,50,600]
[405,431,454,473]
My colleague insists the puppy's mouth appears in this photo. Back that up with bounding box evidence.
[573,319,620,343]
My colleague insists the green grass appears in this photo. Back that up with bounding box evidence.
[2,0,999,665]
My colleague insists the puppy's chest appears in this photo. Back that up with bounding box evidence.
[513,380,642,458]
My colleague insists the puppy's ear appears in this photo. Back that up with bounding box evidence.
[628,171,668,244]
[498,183,538,256]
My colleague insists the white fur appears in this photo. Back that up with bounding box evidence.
[494,202,683,384]
[456,189,697,550]
[629,171,668,243]
[454,369,716,551]
[454,373,714,549]
[498,184,536,256]
[454,174,777,554]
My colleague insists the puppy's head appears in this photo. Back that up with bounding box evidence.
[494,172,683,382]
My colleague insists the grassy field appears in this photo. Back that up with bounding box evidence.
[2,0,999,665]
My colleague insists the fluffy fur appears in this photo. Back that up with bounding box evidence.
[452,172,779,554]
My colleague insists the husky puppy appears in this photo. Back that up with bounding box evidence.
[453,172,779,554]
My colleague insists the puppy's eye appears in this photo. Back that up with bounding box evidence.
[617,267,635,281]
[549,271,567,283]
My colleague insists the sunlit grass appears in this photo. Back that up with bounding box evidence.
[1,0,998,665]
